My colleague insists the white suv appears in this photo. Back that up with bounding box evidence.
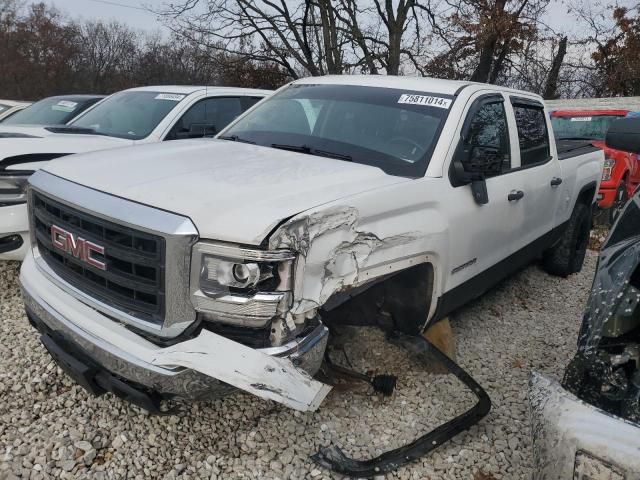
[0,86,269,260]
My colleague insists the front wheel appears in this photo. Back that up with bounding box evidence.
[542,203,591,277]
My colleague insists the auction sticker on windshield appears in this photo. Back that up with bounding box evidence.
[52,100,78,112]
[155,93,186,102]
[570,117,592,122]
[398,94,452,109]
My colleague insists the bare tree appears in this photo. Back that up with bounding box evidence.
[157,0,434,77]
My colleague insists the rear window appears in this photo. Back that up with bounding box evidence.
[514,105,550,166]
[551,115,624,141]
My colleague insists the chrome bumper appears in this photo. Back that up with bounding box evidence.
[529,371,640,480]
[20,253,328,402]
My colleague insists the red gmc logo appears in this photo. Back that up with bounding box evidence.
[50,225,106,270]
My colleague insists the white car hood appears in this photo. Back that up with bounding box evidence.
[0,125,132,170]
[43,139,410,245]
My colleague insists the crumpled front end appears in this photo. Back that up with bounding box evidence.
[529,372,640,480]
[20,170,333,411]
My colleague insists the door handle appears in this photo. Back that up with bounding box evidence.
[508,190,525,201]
[550,177,563,187]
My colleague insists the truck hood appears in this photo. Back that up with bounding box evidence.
[0,125,132,170]
[43,139,410,245]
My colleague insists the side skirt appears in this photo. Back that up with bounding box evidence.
[433,220,569,322]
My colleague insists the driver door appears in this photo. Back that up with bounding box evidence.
[443,92,526,293]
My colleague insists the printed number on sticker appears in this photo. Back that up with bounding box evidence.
[155,93,186,101]
[398,94,451,109]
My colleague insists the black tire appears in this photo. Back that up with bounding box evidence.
[542,203,591,277]
[609,182,628,226]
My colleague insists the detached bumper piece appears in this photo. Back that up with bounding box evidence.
[312,332,491,477]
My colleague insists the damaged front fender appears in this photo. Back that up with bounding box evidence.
[269,202,447,329]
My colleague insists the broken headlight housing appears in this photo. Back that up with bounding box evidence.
[602,157,615,181]
[0,172,31,207]
[189,242,295,330]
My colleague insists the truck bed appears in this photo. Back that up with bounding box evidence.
[556,139,601,161]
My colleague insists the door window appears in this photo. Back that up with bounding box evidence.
[513,104,550,166]
[465,101,511,176]
[166,97,244,140]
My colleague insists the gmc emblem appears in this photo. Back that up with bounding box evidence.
[50,225,106,270]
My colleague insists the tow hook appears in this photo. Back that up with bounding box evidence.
[312,331,492,477]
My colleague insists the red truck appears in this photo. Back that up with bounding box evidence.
[551,109,638,224]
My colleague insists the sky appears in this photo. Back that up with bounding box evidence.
[39,0,638,38]
[41,0,169,33]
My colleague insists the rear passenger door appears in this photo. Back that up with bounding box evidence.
[165,96,261,140]
[507,97,562,249]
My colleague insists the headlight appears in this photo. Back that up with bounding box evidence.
[602,157,615,181]
[190,242,295,328]
[202,256,262,289]
[0,172,31,206]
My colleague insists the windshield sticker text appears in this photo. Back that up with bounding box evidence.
[52,100,78,112]
[398,94,452,109]
[570,117,592,122]
[155,93,186,102]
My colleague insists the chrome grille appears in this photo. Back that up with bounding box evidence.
[32,190,166,324]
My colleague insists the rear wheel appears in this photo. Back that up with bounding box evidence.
[542,203,591,277]
[609,182,629,226]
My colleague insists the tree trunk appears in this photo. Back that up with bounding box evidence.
[542,36,568,99]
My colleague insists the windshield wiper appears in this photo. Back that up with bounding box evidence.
[271,143,352,162]
[219,134,256,144]
[313,149,352,162]
[271,143,311,153]
[45,126,98,135]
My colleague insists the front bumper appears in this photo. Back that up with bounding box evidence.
[20,252,331,410]
[0,202,29,260]
[529,371,640,480]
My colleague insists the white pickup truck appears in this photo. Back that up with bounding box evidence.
[19,76,604,416]
[0,86,269,260]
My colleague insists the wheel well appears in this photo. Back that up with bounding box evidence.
[321,262,435,335]
[577,183,597,208]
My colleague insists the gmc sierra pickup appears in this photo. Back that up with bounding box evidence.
[19,76,604,415]
[0,86,269,260]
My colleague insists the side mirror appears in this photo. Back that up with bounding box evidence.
[452,143,503,205]
[605,118,640,154]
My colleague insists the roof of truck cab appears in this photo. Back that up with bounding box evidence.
[291,75,540,98]
[122,85,271,96]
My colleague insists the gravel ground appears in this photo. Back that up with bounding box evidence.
[0,254,597,480]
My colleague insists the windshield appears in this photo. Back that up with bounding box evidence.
[0,104,8,114]
[551,114,624,141]
[71,91,187,140]
[221,84,452,177]
[3,97,92,125]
